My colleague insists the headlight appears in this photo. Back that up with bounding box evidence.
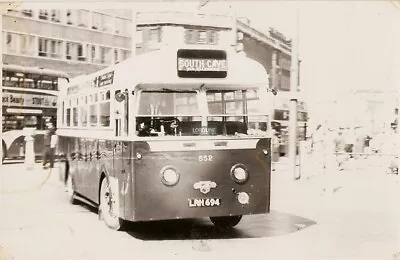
[160,166,180,186]
[230,164,249,184]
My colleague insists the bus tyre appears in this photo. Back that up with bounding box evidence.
[210,215,242,229]
[66,173,77,205]
[99,178,124,231]
[1,142,6,162]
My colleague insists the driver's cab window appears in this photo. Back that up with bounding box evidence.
[136,91,200,136]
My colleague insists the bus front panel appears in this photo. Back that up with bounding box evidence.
[130,138,271,221]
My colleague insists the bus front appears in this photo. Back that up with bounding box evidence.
[129,49,272,228]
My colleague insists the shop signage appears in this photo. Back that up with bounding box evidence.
[2,93,57,108]
[93,71,114,88]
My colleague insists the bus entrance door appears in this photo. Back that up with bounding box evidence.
[112,141,132,219]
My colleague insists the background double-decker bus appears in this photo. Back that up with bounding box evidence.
[1,64,69,161]
[57,46,273,230]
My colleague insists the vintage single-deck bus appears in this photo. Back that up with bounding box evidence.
[57,46,273,230]
[2,64,69,161]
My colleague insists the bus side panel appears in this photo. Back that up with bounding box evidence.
[96,140,115,203]
[110,140,127,219]
[131,138,271,222]
[57,135,70,181]
[118,142,135,221]
[123,142,146,221]
[86,139,100,204]
[69,137,83,194]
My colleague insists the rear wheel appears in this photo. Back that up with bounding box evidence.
[210,215,242,229]
[99,178,124,230]
[1,141,6,162]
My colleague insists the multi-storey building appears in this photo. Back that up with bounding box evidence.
[2,9,133,77]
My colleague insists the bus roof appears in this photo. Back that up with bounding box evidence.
[117,47,269,90]
[2,64,70,79]
[65,46,270,94]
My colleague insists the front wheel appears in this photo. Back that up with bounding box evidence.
[210,215,242,229]
[99,178,124,230]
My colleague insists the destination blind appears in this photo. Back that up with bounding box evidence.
[177,59,228,72]
[177,49,227,78]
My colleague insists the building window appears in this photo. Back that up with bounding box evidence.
[100,47,111,64]
[6,9,19,16]
[136,30,143,44]
[125,20,132,37]
[80,105,88,127]
[90,45,101,64]
[72,107,78,126]
[102,14,113,33]
[76,10,89,28]
[115,18,131,36]
[39,9,49,20]
[185,29,199,44]
[90,104,98,126]
[100,102,110,127]
[4,32,17,54]
[66,108,71,127]
[38,38,49,57]
[20,35,35,56]
[67,42,76,60]
[66,9,75,25]
[22,9,33,17]
[148,28,160,43]
[121,50,130,61]
[208,31,218,44]
[198,30,207,44]
[50,10,61,23]
[115,17,123,34]
[50,39,62,58]
[92,12,101,30]
[77,43,87,61]
[114,49,119,63]
[185,29,193,44]
[66,42,85,61]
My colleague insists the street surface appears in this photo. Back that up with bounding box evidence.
[0,159,399,260]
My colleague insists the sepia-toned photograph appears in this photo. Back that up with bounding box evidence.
[0,1,399,259]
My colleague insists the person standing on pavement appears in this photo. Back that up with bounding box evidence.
[42,119,56,168]
[335,131,346,171]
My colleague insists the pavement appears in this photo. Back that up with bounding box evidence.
[0,163,54,194]
[0,159,400,260]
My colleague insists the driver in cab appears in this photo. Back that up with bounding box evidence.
[137,95,180,137]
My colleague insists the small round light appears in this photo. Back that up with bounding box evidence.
[237,192,250,205]
[160,167,180,186]
[136,153,142,159]
[230,164,249,184]
[233,167,247,181]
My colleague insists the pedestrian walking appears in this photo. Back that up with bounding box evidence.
[42,119,56,169]
[384,128,398,175]
[334,131,346,171]
[271,129,280,171]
